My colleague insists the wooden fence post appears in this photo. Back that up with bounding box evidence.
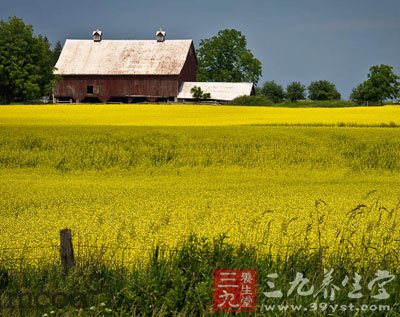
[60,228,75,272]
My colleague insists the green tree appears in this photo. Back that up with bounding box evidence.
[261,81,285,103]
[308,80,341,101]
[52,40,63,66]
[0,17,56,104]
[197,29,262,85]
[366,65,399,105]
[190,86,211,99]
[350,82,366,105]
[254,86,263,96]
[350,81,376,105]
[286,81,306,102]
[350,65,399,105]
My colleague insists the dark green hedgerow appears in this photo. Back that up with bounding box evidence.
[228,96,387,108]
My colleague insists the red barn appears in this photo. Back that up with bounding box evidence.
[53,29,197,103]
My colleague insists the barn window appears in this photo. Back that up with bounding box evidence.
[87,85,94,94]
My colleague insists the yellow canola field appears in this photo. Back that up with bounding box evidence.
[0,104,399,126]
[1,169,399,269]
[0,105,399,269]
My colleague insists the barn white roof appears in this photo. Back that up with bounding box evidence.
[178,82,255,101]
[54,39,194,75]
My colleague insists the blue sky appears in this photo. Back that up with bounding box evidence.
[1,0,399,99]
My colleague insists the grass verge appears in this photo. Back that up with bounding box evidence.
[1,235,399,316]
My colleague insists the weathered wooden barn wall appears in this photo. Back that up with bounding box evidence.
[178,44,197,86]
[54,75,182,103]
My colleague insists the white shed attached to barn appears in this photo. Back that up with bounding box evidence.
[177,82,255,102]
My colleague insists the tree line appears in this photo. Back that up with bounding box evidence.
[0,17,399,105]
[197,29,400,105]
[255,65,400,105]
[257,80,340,103]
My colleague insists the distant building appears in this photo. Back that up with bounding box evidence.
[54,29,196,103]
[53,29,254,103]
